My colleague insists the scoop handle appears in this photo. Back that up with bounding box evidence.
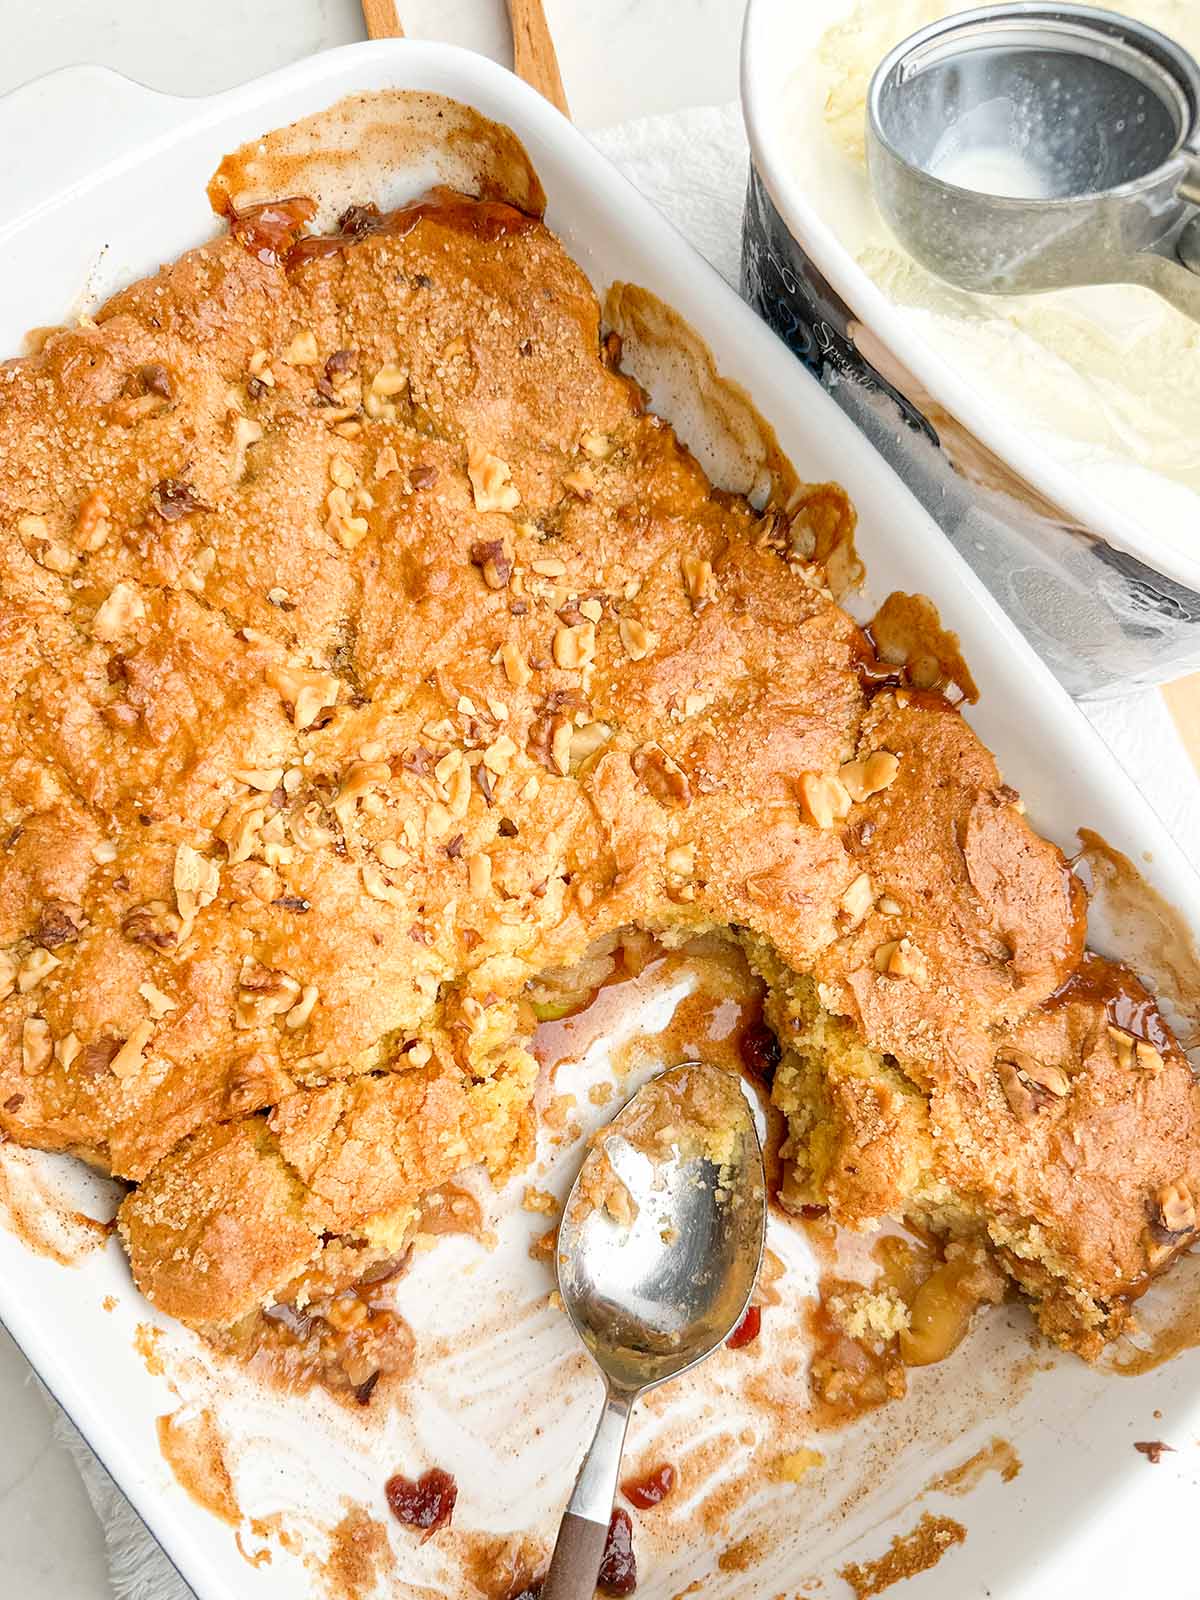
[541,1386,632,1600]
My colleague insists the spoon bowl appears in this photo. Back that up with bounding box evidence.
[541,1061,766,1599]
[557,1060,766,1391]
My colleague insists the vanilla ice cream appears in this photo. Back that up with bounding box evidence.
[781,0,1200,565]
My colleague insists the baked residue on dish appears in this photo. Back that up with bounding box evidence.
[156,1406,241,1526]
[0,90,1195,1426]
[838,1511,967,1600]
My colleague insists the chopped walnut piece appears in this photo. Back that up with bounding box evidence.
[229,414,263,481]
[236,958,302,1028]
[839,751,901,804]
[266,662,340,730]
[334,760,391,823]
[1157,1181,1196,1236]
[997,1048,1070,1122]
[138,982,178,1020]
[110,1021,155,1080]
[999,1069,1036,1124]
[92,581,146,642]
[797,771,852,830]
[151,478,210,522]
[569,721,611,769]
[468,852,493,897]
[618,617,657,661]
[285,984,320,1030]
[553,621,596,670]
[467,445,520,513]
[374,444,400,480]
[482,734,518,775]
[35,901,83,947]
[838,872,873,927]
[665,843,696,877]
[121,900,182,951]
[874,936,928,985]
[632,744,692,808]
[285,329,319,365]
[469,537,513,590]
[581,431,615,459]
[1136,1039,1165,1075]
[22,1018,52,1075]
[326,485,370,550]
[370,363,406,397]
[173,843,220,922]
[362,864,406,907]
[17,948,60,993]
[0,952,16,1001]
[501,642,531,688]
[74,489,111,552]
[55,1032,82,1071]
[563,464,597,498]
[1107,1026,1138,1072]
[531,557,567,577]
[681,554,717,608]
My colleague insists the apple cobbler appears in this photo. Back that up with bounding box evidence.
[0,146,1196,1397]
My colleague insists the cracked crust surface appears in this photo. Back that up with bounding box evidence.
[0,186,1196,1350]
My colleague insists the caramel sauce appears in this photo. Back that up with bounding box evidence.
[320,1506,391,1600]
[1107,1253,1200,1375]
[286,189,539,270]
[1045,950,1179,1058]
[866,592,979,704]
[221,195,317,266]
[927,1436,1020,1496]
[460,1533,545,1600]
[418,1181,486,1240]
[156,1407,240,1526]
[1075,829,1200,1043]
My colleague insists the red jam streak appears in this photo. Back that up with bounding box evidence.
[597,1508,637,1596]
[621,1462,677,1510]
[727,1304,762,1349]
[384,1468,457,1540]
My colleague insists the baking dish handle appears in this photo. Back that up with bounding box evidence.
[0,65,186,225]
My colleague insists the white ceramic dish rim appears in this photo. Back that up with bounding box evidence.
[0,38,1198,1600]
[740,0,1200,598]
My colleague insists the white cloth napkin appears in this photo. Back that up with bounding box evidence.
[47,98,1200,1600]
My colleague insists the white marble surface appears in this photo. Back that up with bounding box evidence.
[0,4,747,1597]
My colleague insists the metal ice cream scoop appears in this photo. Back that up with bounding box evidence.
[540,1062,766,1600]
[866,3,1200,319]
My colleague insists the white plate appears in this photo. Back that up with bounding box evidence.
[1,40,1199,1600]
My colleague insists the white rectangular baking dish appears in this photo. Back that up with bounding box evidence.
[1,40,1198,1600]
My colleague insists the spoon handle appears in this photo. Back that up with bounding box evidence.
[541,1387,632,1600]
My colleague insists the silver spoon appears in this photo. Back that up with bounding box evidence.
[541,1061,766,1599]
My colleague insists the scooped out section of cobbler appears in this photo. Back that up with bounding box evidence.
[0,98,1195,1391]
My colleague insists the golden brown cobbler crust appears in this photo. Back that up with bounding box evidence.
[0,191,1194,1347]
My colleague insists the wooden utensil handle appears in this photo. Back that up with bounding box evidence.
[508,0,571,118]
[362,0,404,38]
